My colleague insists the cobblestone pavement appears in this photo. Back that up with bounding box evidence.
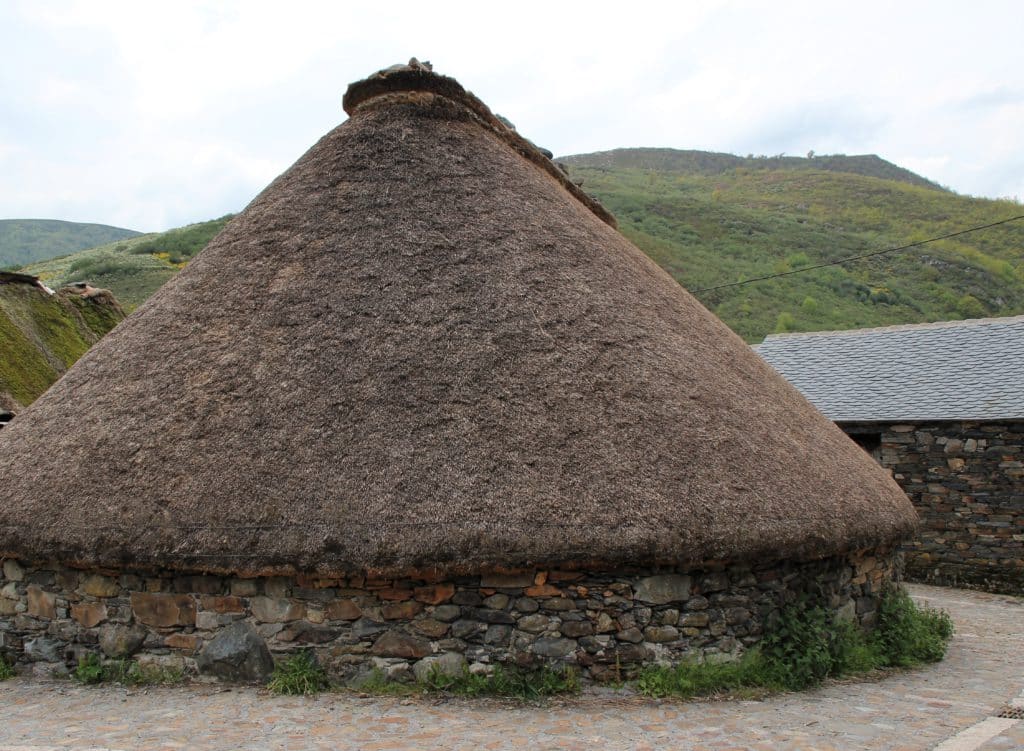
[1,584,1021,751]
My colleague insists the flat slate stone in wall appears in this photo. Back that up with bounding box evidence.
[0,548,897,683]
[850,421,1023,594]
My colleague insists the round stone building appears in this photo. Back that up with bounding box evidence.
[0,62,917,683]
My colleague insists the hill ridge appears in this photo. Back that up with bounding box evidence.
[22,216,233,310]
[13,154,1024,348]
[0,219,141,268]
[559,148,947,192]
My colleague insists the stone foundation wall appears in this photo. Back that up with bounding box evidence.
[846,421,1023,594]
[0,549,897,683]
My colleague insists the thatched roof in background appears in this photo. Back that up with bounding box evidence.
[0,276,125,410]
[0,63,916,577]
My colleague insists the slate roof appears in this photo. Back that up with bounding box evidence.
[755,315,1024,422]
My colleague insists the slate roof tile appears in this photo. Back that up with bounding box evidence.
[754,316,1024,421]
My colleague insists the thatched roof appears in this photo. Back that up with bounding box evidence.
[0,63,916,577]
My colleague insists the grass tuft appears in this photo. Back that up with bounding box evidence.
[0,656,15,680]
[72,653,106,684]
[267,651,330,696]
[637,650,779,699]
[356,664,580,701]
[422,664,580,700]
[72,654,184,686]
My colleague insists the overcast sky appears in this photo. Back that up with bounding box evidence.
[1,0,1021,232]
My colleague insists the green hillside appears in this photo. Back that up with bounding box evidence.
[561,150,1024,341]
[562,149,949,191]
[0,274,125,409]
[24,216,233,310]
[0,219,141,268]
[14,152,1024,345]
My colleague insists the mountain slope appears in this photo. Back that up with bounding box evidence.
[15,151,1024,345]
[0,219,141,268]
[561,149,1023,341]
[560,149,948,191]
[24,216,233,310]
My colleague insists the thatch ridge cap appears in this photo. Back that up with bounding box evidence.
[343,62,617,228]
[0,270,43,287]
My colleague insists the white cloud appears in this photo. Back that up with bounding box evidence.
[1,0,1021,230]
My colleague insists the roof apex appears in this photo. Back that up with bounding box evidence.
[342,60,618,228]
[343,58,454,115]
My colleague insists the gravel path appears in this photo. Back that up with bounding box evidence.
[1,584,1021,751]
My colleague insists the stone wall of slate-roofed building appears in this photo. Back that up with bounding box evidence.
[844,421,1023,594]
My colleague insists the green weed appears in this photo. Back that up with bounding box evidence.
[636,586,953,698]
[356,664,580,701]
[0,656,16,680]
[72,654,184,686]
[830,617,883,675]
[870,587,954,666]
[72,653,106,684]
[760,597,840,689]
[267,651,330,696]
[423,663,579,700]
[356,668,418,696]
[637,650,779,699]
[759,588,953,689]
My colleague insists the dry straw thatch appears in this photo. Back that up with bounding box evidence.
[0,64,916,577]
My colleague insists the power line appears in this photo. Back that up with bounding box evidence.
[691,213,1024,293]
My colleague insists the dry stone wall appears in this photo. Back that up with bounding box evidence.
[0,549,896,683]
[858,421,1023,594]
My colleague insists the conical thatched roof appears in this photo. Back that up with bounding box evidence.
[0,64,916,577]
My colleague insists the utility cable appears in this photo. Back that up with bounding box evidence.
[692,213,1024,293]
